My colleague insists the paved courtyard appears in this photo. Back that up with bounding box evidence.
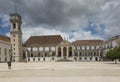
[0,62,120,82]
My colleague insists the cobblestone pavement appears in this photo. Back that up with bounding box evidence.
[0,62,120,82]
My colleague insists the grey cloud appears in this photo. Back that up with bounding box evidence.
[0,0,120,39]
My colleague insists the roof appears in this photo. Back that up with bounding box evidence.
[0,34,10,43]
[72,40,104,45]
[106,35,120,42]
[24,35,63,46]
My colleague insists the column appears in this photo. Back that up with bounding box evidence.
[67,46,69,58]
[98,50,101,61]
[25,50,28,62]
[61,47,63,58]
[77,52,79,61]
[72,46,74,59]
[56,46,58,57]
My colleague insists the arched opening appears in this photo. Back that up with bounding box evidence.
[58,47,61,57]
[63,47,67,57]
[69,47,72,57]
[95,57,98,61]
[23,52,26,60]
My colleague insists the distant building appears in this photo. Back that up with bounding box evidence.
[103,35,120,56]
[0,13,120,63]
[0,34,11,63]
[72,40,104,61]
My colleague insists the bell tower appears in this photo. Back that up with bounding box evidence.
[10,13,22,62]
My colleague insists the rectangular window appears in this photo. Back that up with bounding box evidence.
[77,46,80,50]
[45,47,49,51]
[82,46,85,50]
[86,46,89,50]
[91,46,94,50]
[27,47,31,51]
[51,47,55,51]
[13,23,16,29]
[13,35,16,37]
[33,47,38,51]
[13,39,15,41]
[5,57,7,62]
[39,47,43,51]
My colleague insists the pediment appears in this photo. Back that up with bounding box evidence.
[58,40,72,46]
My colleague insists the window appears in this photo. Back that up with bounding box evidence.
[5,57,7,62]
[79,52,81,56]
[31,54,33,57]
[79,57,82,60]
[13,35,16,37]
[27,47,31,51]
[51,47,55,51]
[13,23,16,29]
[38,53,40,57]
[33,47,38,51]
[90,57,92,60]
[86,46,89,50]
[85,57,87,60]
[84,46,87,50]
[43,58,45,61]
[45,47,49,51]
[91,46,94,50]
[77,46,80,50]
[38,58,40,61]
[52,52,55,56]
[94,52,96,56]
[39,47,43,51]
[82,46,85,50]
[75,52,78,56]
[13,39,15,41]
[52,57,54,60]
[45,53,48,57]
[28,58,30,62]
[33,58,35,61]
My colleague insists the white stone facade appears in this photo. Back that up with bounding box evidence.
[0,40,11,63]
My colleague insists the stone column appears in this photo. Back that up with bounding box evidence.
[77,52,79,61]
[67,46,69,58]
[56,46,58,57]
[98,50,101,61]
[72,46,74,60]
[61,47,63,58]
[25,50,28,62]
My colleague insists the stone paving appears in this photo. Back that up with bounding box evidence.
[0,62,120,82]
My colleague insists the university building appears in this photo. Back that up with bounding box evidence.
[0,13,120,63]
[0,34,11,62]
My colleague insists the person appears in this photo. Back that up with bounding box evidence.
[7,62,11,69]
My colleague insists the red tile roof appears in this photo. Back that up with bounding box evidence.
[72,40,103,45]
[0,34,10,43]
[24,35,63,46]
[105,35,120,42]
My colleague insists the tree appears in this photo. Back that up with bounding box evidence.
[106,47,120,64]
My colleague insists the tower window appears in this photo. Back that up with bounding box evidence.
[13,35,16,37]
[13,39,15,41]
[13,23,16,29]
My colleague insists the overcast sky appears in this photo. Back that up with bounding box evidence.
[0,0,120,42]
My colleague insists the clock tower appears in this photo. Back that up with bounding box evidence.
[10,13,22,62]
